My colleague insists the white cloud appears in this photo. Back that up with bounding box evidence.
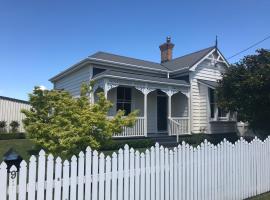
[35,85,47,91]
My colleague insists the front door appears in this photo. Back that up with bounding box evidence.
[157,95,167,132]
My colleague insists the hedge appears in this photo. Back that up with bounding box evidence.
[0,133,26,140]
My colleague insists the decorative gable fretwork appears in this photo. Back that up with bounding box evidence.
[190,49,230,71]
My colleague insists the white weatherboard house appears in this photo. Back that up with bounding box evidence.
[50,37,236,138]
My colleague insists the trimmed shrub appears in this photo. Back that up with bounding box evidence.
[0,133,26,140]
[0,121,7,133]
[10,121,20,133]
[101,138,155,151]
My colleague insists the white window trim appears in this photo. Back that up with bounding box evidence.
[208,88,230,122]
[116,86,132,115]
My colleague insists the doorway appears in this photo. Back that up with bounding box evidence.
[157,94,167,132]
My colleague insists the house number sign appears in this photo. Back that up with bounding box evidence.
[10,170,17,179]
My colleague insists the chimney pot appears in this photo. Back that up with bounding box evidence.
[159,36,174,63]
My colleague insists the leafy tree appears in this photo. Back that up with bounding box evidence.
[216,49,270,132]
[22,82,138,158]
[10,121,20,133]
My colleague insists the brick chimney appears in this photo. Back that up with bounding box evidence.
[159,36,174,63]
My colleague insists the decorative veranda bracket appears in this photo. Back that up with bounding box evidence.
[135,86,155,95]
[93,80,120,93]
[92,78,190,98]
[160,88,190,98]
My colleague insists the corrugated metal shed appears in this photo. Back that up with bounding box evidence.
[0,96,31,133]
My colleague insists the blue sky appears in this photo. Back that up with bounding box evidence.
[0,0,269,100]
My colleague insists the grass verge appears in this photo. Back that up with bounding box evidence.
[246,192,270,200]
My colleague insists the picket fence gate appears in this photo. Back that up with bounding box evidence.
[1,137,270,200]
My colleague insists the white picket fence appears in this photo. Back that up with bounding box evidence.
[1,137,270,200]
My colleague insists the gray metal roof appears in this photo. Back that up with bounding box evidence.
[0,96,29,104]
[50,46,217,82]
[197,79,219,88]
[93,70,189,86]
[89,51,167,71]
[90,47,215,72]
[162,46,215,71]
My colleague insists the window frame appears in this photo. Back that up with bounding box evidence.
[208,88,229,121]
[116,87,132,115]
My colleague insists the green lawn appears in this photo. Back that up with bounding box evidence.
[247,192,270,200]
[0,139,151,162]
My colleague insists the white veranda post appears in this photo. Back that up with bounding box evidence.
[136,87,155,137]
[165,89,191,141]
[168,93,172,119]
[161,89,178,120]
[144,93,147,136]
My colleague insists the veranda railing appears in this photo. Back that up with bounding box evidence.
[168,117,190,141]
[108,116,145,137]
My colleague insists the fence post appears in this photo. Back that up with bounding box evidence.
[62,160,70,200]
[173,147,178,200]
[85,146,92,200]
[150,146,155,200]
[155,143,160,200]
[98,153,105,200]
[78,151,85,200]
[160,145,165,200]
[129,148,135,200]
[46,154,54,200]
[105,155,112,200]
[70,155,78,200]
[124,145,130,200]
[111,152,117,200]
[92,151,98,200]
[140,152,145,200]
[28,155,37,200]
[118,148,124,200]
[8,165,18,200]
[135,151,140,200]
[19,160,27,200]
[54,157,62,200]
[0,162,7,200]
[164,148,169,200]
[37,150,46,200]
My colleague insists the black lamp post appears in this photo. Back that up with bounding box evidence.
[3,148,23,172]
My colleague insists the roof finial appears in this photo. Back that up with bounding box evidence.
[166,36,171,43]
[215,35,218,48]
